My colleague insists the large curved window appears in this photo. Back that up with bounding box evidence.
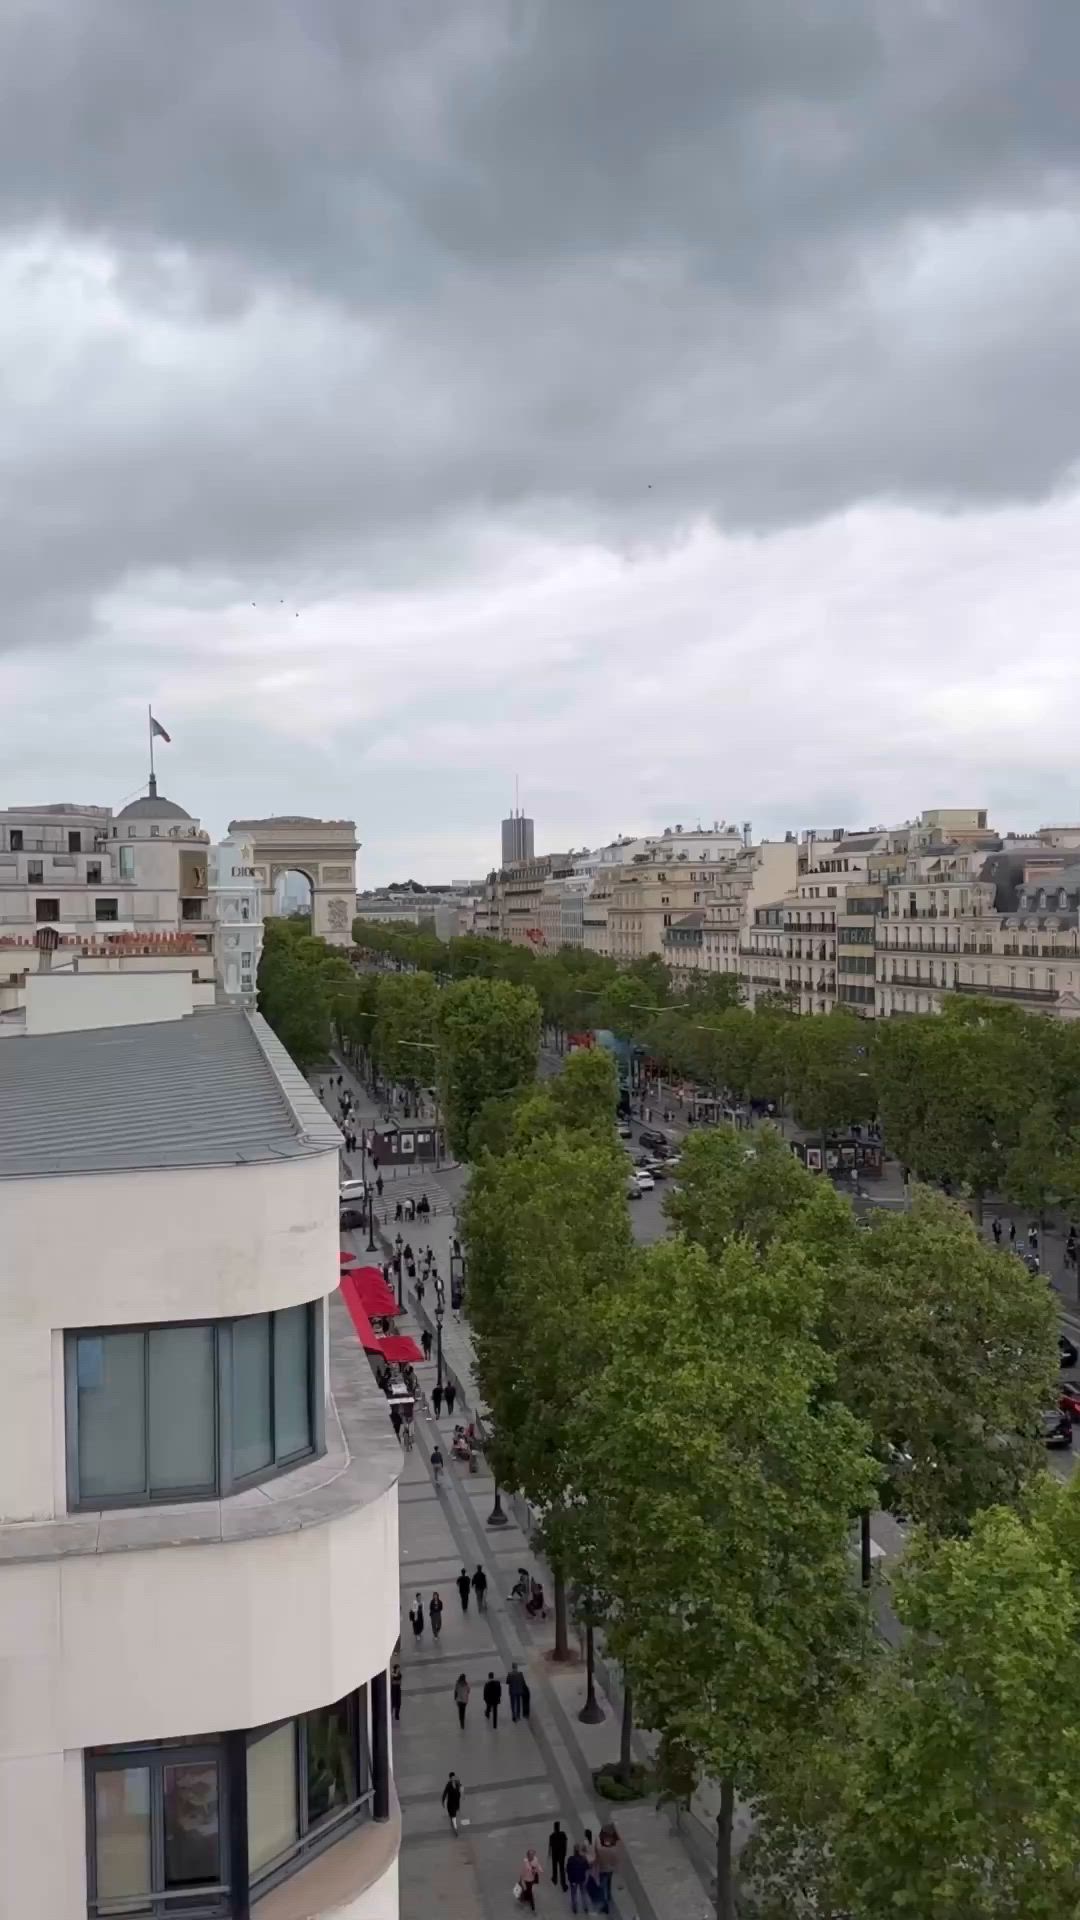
[66,1304,322,1510]
[85,1687,373,1918]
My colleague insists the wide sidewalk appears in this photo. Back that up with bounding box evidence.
[327,1057,716,1920]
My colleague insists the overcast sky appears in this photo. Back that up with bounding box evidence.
[2,2,1078,884]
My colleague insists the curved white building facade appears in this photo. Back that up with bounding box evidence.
[0,977,400,1920]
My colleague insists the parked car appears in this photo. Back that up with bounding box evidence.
[1061,1335,1079,1370]
[626,1178,643,1201]
[339,1207,365,1231]
[617,1120,633,1139]
[638,1128,670,1153]
[339,1179,368,1206]
[1044,1409,1074,1450]
[1059,1381,1080,1421]
[634,1170,656,1192]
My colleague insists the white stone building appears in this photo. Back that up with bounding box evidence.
[209,834,264,1008]
[0,973,401,1919]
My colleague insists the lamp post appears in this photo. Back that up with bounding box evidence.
[366,1183,377,1253]
[579,1613,605,1724]
[435,1303,444,1392]
[487,1483,508,1527]
[394,1234,404,1311]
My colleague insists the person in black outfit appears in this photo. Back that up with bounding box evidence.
[456,1567,471,1612]
[548,1820,569,1891]
[432,1382,443,1419]
[441,1771,462,1834]
[421,1326,433,1361]
[482,1672,502,1728]
[444,1381,457,1417]
[472,1564,487,1612]
[390,1662,402,1721]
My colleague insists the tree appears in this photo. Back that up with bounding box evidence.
[822,1192,1058,1535]
[257,922,332,1070]
[435,977,541,1158]
[665,1121,849,1259]
[756,1492,1080,1920]
[577,1236,876,1920]
[785,1008,876,1143]
[547,1045,618,1137]
[371,972,439,1087]
[460,1128,634,1656]
[1004,1099,1068,1229]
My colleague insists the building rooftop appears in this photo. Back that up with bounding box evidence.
[0,1006,341,1180]
[116,775,192,822]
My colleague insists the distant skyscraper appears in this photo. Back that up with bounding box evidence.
[501,810,535,865]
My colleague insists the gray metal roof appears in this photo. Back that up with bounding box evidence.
[116,792,191,821]
[0,1007,342,1180]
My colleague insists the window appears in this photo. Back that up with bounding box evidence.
[150,825,160,837]
[87,862,102,885]
[182,899,203,921]
[28,859,44,885]
[9,828,22,851]
[69,830,82,853]
[128,825,137,838]
[119,845,135,880]
[95,899,119,923]
[66,1305,319,1509]
[86,1690,371,1917]
[36,897,60,922]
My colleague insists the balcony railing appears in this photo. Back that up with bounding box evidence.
[953,980,1058,1003]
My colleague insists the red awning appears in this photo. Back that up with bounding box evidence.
[340,1251,358,1268]
[338,1273,381,1352]
[379,1334,424,1365]
[351,1265,400,1318]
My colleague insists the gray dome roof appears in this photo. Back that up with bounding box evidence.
[117,778,191,823]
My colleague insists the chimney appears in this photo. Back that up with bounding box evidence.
[35,925,60,973]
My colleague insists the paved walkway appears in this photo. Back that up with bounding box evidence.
[326,1059,716,1920]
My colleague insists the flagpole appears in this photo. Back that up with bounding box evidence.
[148,704,155,785]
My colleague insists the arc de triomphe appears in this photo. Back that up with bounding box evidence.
[227,816,359,946]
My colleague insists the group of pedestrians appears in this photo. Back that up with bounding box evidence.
[437,1786,621,1914]
[431,1378,456,1418]
[394,1192,431,1222]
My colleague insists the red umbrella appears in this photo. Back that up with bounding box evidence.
[340,1250,358,1268]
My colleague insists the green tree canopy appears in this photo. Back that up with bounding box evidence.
[436,976,541,1157]
[577,1235,876,1920]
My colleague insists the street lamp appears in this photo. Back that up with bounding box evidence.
[487,1483,508,1528]
[394,1233,404,1310]
[579,1609,605,1725]
[435,1302,444,1392]
[366,1182,377,1254]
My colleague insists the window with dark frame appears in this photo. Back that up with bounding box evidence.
[35,897,60,922]
[66,1304,320,1510]
[95,899,119,922]
[28,859,44,884]
[10,828,23,851]
[85,1689,372,1918]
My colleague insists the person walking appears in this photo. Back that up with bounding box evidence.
[390,1404,402,1441]
[582,1830,599,1910]
[482,1672,502,1728]
[409,1594,424,1643]
[471,1564,488,1612]
[432,1382,443,1419]
[506,1662,526,1723]
[416,1272,426,1306]
[991,1216,1002,1245]
[548,1819,569,1891]
[376,1173,384,1199]
[421,1326,433,1361]
[517,1846,542,1910]
[595,1823,620,1913]
[566,1844,590,1914]
[1008,1219,1017,1245]
[453,1674,470,1729]
[444,1380,457,1418]
[1028,1222,1039,1253]
[430,1590,444,1639]
[456,1567,471,1613]
[441,1771,462,1835]
[390,1661,402,1722]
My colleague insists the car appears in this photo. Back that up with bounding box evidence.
[634,1171,655,1192]
[617,1120,633,1139]
[626,1178,643,1201]
[638,1128,669,1153]
[339,1207,365,1231]
[1061,1335,1079,1370]
[339,1179,368,1206]
[647,1160,670,1180]
[1060,1381,1080,1421]
[1043,1409,1074,1450]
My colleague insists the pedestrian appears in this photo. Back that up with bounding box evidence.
[548,1819,569,1891]
[992,1217,1002,1245]
[390,1405,402,1440]
[1009,1219,1017,1245]
[416,1273,426,1305]
[390,1660,402,1722]
[482,1672,502,1728]
[1068,1227,1078,1269]
[472,1564,488,1612]
[517,1846,542,1910]
[520,1674,531,1720]
[395,1199,403,1222]
[422,1326,433,1361]
[507,1662,526,1723]
[444,1380,457,1417]
[430,1590,444,1638]
[456,1567,471,1612]
[566,1844,589,1914]
[1028,1222,1039,1252]
[432,1382,443,1419]
[410,1594,424,1642]
[441,1770,462,1835]
[582,1830,600,1911]
[595,1822,620,1913]
[453,1674,470,1729]
[376,1174,384,1198]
